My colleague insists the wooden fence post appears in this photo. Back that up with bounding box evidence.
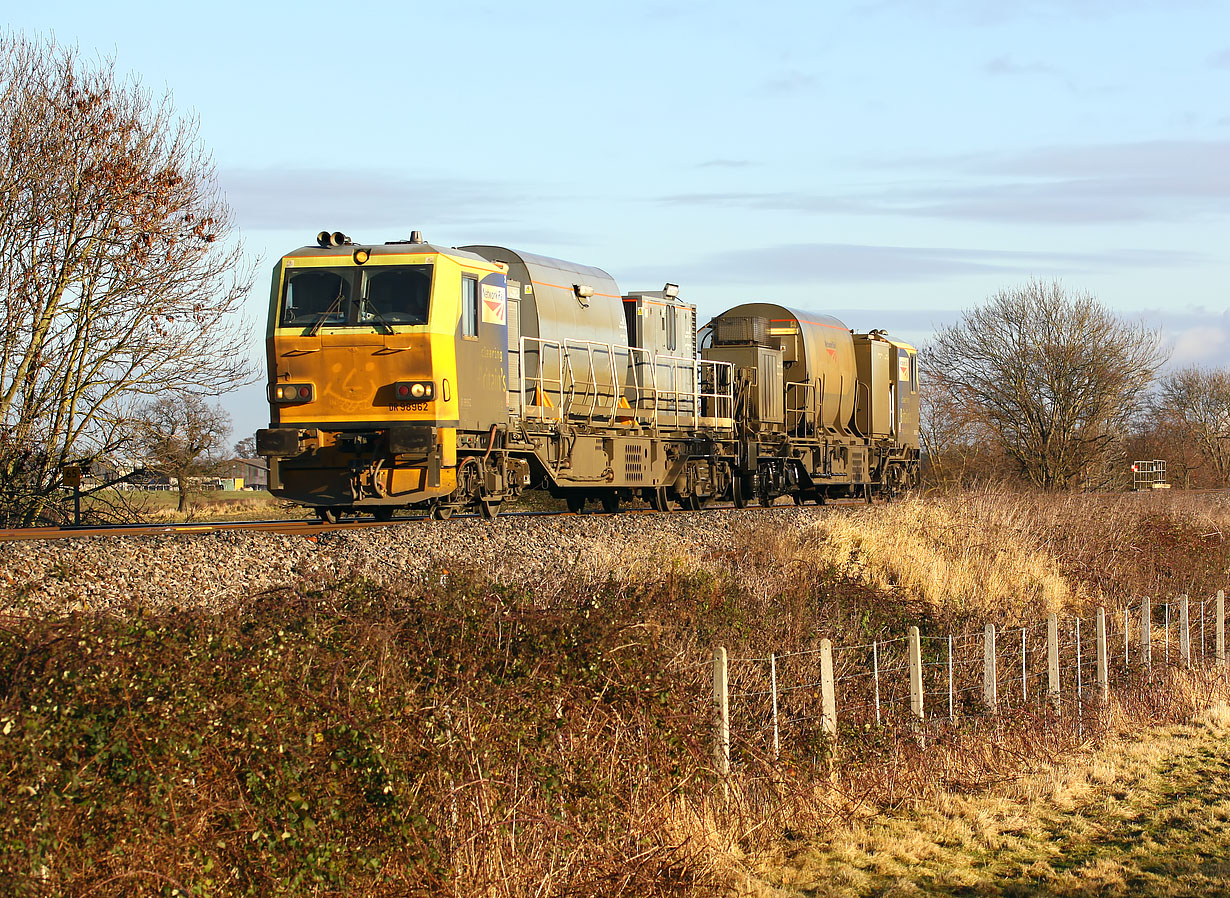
[983,623,997,713]
[908,626,924,721]
[872,641,882,726]
[1217,590,1226,668]
[947,635,955,720]
[1179,595,1191,668]
[770,653,779,760]
[819,639,836,738]
[1142,597,1152,670]
[1021,627,1028,703]
[713,646,730,775]
[1096,606,1108,704]
[1047,613,1060,714]
[1075,618,1083,734]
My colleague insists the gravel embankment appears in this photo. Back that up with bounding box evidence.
[0,508,831,615]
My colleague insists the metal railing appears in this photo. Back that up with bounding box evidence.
[1133,459,1168,490]
[519,336,734,431]
[785,380,818,436]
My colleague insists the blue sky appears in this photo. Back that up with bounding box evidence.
[9,0,1230,441]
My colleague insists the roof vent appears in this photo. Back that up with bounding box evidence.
[386,230,429,246]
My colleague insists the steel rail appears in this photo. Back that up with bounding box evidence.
[0,496,876,542]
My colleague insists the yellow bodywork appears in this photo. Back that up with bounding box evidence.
[266,249,501,503]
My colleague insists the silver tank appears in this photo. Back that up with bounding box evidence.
[460,246,626,346]
[713,302,857,433]
[461,246,628,403]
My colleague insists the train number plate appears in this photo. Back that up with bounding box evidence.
[391,402,430,412]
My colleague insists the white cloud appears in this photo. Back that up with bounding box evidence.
[625,241,1200,287]
[1157,308,1230,368]
[1170,325,1228,366]
[758,70,817,95]
[665,140,1230,225]
[983,55,1065,78]
[219,168,534,232]
[853,0,1204,26]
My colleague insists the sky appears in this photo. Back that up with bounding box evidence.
[7,0,1230,442]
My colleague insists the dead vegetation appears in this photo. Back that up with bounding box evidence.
[1,490,1227,896]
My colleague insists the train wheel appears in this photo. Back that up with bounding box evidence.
[600,492,620,514]
[316,507,340,524]
[732,476,749,509]
[431,504,454,521]
[885,464,912,500]
[647,487,672,512]
[480,499,501,521]
[373,507,395,522]
[566,493,586,514]
[758,493,775,507]
[883,468,898,501]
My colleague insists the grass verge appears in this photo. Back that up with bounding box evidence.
[3,491,1229,896]
[739,699,1230,897]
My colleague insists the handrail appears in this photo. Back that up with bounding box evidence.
[785,380,817,436]
[852,380,871,438]
[518,336,734,431]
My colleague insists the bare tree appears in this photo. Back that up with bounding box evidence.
[0,33,256,525]
[1153,367,1230,487]
[233,435,256,458]
[927,280,1167,490]
[920,377,984,487]
[133,395,232,513]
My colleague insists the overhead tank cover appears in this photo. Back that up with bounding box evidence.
[709,302,857,433]
[460,246,627,348]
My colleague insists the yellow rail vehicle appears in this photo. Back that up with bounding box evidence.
[257,232,522,521]
[256,231,738,521]
[256,230,918,521]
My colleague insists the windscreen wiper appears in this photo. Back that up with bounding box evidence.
[308,291,346,337]
[362,300,395,335]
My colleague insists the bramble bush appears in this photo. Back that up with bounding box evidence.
[3,492,1228,896]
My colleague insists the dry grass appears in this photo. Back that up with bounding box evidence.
[800,495,1073,619]
[733,687,1230,897]
[5,490,1230,896]
[744,490,1230,623]
[72,488,299,524]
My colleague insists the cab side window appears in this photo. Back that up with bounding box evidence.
[462,275,478,337]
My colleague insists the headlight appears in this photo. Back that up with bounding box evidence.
[393,381,434,402]
[270,383,314,403]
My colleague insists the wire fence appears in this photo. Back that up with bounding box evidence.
[711,590,1228,768]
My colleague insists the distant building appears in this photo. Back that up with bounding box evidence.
[222,458,270,490]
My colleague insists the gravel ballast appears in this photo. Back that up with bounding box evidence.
[0,507,832,614]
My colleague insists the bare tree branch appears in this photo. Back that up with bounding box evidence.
[131,395,232,513]
[1152,367,1230,487]
[0,33,257,525]
[926,279,1167,491]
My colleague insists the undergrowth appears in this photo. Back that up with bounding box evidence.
[2,491,1228,896]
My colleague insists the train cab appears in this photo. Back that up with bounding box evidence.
[256,231,513,521]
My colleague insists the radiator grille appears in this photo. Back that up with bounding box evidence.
[625,445,647,483]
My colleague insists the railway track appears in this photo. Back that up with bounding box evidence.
[0,497,872,543]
